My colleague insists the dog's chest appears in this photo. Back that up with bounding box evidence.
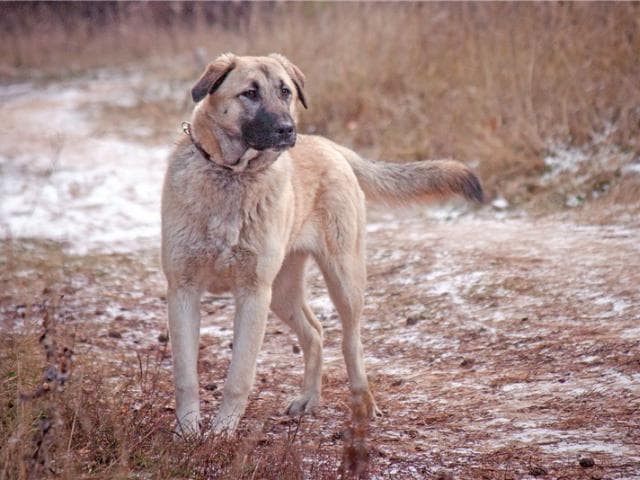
[201,210,244,274]
[207,210,242,250]
[200,205,274,292]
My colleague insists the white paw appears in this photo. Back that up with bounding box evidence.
[173,414,202,440]
[211,412,241,435]
[286,393,320,416]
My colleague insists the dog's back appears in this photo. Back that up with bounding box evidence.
[290,134,483,207]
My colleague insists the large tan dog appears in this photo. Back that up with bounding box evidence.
[161,53,483,435]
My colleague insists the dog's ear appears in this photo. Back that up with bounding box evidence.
[269,53,308,109]
[191,53,236,103]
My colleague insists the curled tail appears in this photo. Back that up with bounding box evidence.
[336,145,484,206]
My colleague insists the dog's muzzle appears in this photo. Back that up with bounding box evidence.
[242,109,297,151]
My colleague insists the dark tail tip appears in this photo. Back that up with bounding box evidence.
[462,171,484,204]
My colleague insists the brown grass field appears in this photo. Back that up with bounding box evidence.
[1,3,639,479]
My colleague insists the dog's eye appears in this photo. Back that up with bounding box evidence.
[281,86,291,98]
[241,89,258,100]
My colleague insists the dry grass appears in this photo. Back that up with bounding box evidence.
[0,241,359,479]
[0,232,381,479]
[0,300,336,479]
[1,2,639,205]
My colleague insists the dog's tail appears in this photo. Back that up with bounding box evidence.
[336,146,484,206]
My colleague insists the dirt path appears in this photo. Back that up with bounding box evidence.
[353,213,640,478]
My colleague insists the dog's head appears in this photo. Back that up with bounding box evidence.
[191,53,307,154]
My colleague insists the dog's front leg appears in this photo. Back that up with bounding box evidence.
[212,286,271,434]
[167,286,202,437]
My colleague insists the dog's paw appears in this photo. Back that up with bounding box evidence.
[285,393,320,416]
[370,402,383,418]
[173,417,202,441]
[351,389,382,420]
[211,412,240,436]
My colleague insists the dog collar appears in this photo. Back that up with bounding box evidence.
[181,122,233,171]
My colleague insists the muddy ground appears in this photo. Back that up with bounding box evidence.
[1,71,639,479]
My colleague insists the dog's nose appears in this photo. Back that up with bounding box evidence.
[276,121,295,138]
[275,120,296,147]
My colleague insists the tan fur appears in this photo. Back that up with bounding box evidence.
[161,53,483,435]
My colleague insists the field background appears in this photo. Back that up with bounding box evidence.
[1,3,639,479]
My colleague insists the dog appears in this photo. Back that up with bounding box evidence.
[161,53,483,435]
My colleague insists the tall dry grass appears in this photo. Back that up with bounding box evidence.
[2,2,639,201]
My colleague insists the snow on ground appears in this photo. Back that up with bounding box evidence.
[541,125,639,208]
[0,73,173,253]
[26,209,634,478]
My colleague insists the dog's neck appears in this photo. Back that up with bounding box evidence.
[190,109,230,166]
[190,108,282,174]
[191,108,280,172]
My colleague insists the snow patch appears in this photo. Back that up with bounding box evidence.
[0,77,170,254]
[491,196,509,210]
[542,147,588,182]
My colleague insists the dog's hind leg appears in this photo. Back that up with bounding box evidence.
[315,251,382,419]
[271,252,324,416]
[167,286,203,437]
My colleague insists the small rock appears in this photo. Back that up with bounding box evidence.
[579,457,595,468]
[158,333,169,344]
[406,314,422,326]
[529,465,548,476]
[114,314,125,322]
[204,383,217,391]
[460,358,474,367]
[435,472,454,480]
[107,330,122,339]
[292,345,301,354]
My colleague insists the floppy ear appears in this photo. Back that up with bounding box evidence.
[191,53,236,103]
[269,53,308,109]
